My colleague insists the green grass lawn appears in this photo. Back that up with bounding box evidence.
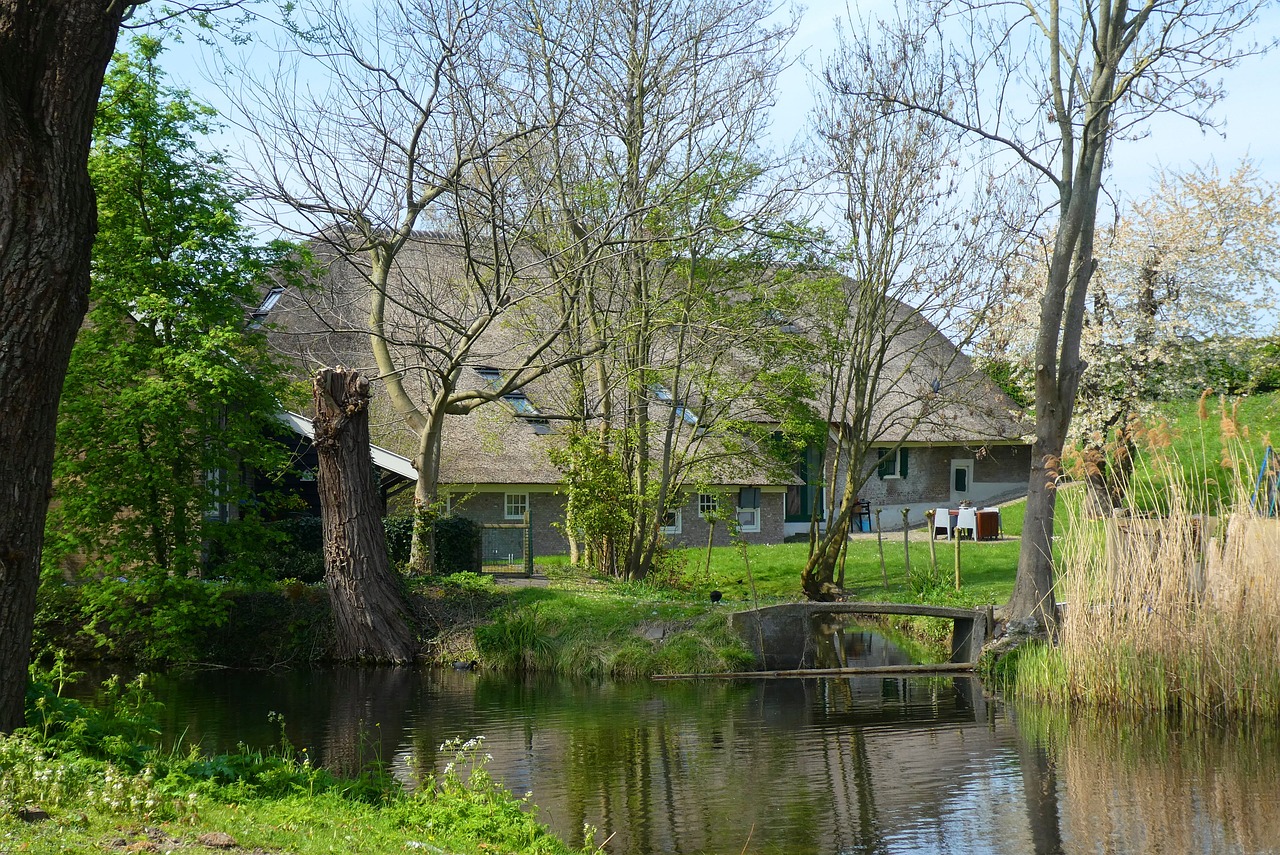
[518,521,1029,667]
[668,535,1022,608]
[535,497,1034,610]
[515,390,1280,669]
[1129,390,1280,512]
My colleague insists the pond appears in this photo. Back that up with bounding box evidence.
[71,625,1280,855]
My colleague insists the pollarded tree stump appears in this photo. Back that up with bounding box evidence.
[313,368,416,663]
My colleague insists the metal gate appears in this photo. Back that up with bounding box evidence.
[479,511,533,577]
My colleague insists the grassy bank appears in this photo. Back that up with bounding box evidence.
[485,505,1030,668]
[473,587,757,677]
[3,672,589,855]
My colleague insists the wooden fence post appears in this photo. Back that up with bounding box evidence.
[876,509,887,588]
[524,509,534,578]
[925,510,938,580]
[901,508,912,586]
[954,525,962,590]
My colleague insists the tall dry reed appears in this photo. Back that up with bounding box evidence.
[1046,412,1280,720]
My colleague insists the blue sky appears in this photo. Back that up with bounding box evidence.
[777,0,1280,207]
[151,0,1280,333]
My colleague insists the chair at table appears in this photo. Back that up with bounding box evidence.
[852,500,872,533]
[932,508,953,539]
[955,507,978,540]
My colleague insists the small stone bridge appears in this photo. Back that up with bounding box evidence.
[728,601,993,674]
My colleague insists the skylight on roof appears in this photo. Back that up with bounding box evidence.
[257,286,285,315]
[504,394,540,416]
[247,286,285,329]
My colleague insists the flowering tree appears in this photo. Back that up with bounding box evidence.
[981,161,1280,513]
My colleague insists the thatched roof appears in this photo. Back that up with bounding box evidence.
[265,235,1025,490]
[766,274,1028,446]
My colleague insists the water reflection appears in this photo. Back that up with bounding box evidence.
[69,664,1280,854]
[1038,709,1280,855]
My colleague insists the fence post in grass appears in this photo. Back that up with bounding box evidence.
[901,508,912,586]
[524,508,534,578]
[925,509,938,578]
[953,524,961,590]
[876,509,887,588]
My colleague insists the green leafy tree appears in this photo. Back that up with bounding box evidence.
[42,38,304,662]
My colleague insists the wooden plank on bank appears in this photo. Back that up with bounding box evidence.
[652,662,975,681]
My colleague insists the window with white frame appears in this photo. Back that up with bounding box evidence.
[660,507,682,535]
[876,447,909,480]
[736,487,761,533]
[504,492,528,520]
[698,493,719,519]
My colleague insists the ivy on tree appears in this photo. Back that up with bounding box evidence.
[42,38,305,661]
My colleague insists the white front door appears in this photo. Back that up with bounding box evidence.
[950,459,974,504]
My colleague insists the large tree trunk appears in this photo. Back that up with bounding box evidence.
[0,1,125,733]
[313,368,416,663]
[1008,435,1063,624]
[1007,97,1108,628]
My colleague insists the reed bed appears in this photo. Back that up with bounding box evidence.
[1017,399,1280,720]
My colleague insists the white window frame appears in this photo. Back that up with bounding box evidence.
[660,507,682,535]
[504,492,528,520]
[737,486,762,535]
[698,493,719,519]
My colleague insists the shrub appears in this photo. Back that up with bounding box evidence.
[435,515,482,574]
[263,516,326,584]
[383,514,415,566]
[203,587,332,666]
[1248,339,1280,393]
[383,514,481,572]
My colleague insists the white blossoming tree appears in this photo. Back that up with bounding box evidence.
[979,161,1280,513]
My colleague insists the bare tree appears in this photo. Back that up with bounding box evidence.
[799,20,1022,600]
[227,0,596,572]
[984,161,1280,515]
[513,0,801,579]
[856,0,1271,624]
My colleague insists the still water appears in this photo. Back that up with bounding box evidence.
[74,626,1280,855]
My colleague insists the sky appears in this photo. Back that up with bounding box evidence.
[152,0,1280,327]
[776,0,1280,207]
[155,0,1280,206]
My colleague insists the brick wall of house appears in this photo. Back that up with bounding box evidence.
[667,489,785,549]
[447,489,569,558]
[448,486,785,557]
[837,442,1029,515]
[852,445,953,508]
[975,444,1030,482]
